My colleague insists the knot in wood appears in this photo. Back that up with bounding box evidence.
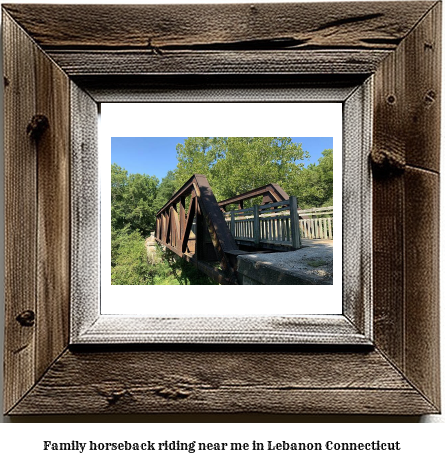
[27,114,49,140]
[96,385,130,405]
[154,386,191,400]
[370,149,405,177]
[16,310,35,327]
[105,390,128,405]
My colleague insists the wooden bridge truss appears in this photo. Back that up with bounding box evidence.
[155,175,301,284]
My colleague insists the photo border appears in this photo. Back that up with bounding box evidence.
[72,85,368,345]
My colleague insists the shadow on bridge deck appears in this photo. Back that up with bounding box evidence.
[236,239,333,285]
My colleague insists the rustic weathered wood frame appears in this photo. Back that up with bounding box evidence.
[3,2,440,415]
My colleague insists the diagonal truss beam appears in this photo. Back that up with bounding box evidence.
[155,174,243,284]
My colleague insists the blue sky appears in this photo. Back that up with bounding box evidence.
[111,137,333,182]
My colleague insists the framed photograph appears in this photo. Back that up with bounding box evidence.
[3,2,440,415]
[96,101,349,339]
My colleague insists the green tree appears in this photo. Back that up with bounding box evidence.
[174,137,308,204]
[296,149,333,208]
[211,137,307,200]
[154,170,177,212]
[111,163,159,236]
[174,137,216,189]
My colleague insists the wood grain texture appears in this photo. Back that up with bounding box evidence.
[372,174,405,369]
[75,316,370,345]
[404,167,440,408]
[46,50,390,77]
[35,41,71,381]
[342,80,372,337]
[3,11,71,413]
[3,1,432,81]
[372,13,407,372]
[80,77,360,104]
[372,1,440,173]
[8,349,437,415]
[3,13,38,414]
[404,2,441,172]
[372,3,441,410]
[2,2,435,50]
[70,83,99,341]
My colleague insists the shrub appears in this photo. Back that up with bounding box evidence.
[111,229,217,285]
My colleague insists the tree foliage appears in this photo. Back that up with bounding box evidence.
[295,149,333,208]
[111,228,216,285]
[111,163,158,237]
[153,170,177,212]
[174,137,334,208]
[174,137,309,205]
[111,228,154,285]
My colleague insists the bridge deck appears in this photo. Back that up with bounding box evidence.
[236,239,333,285]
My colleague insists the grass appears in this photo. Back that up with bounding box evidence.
[111,229,217,285]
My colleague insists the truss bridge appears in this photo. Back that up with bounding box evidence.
[154,174,304,285]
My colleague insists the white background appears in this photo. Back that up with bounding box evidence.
[0,0,444,460]
[101,102,342,315]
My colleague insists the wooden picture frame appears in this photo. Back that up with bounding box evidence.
[2,2,440,415]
